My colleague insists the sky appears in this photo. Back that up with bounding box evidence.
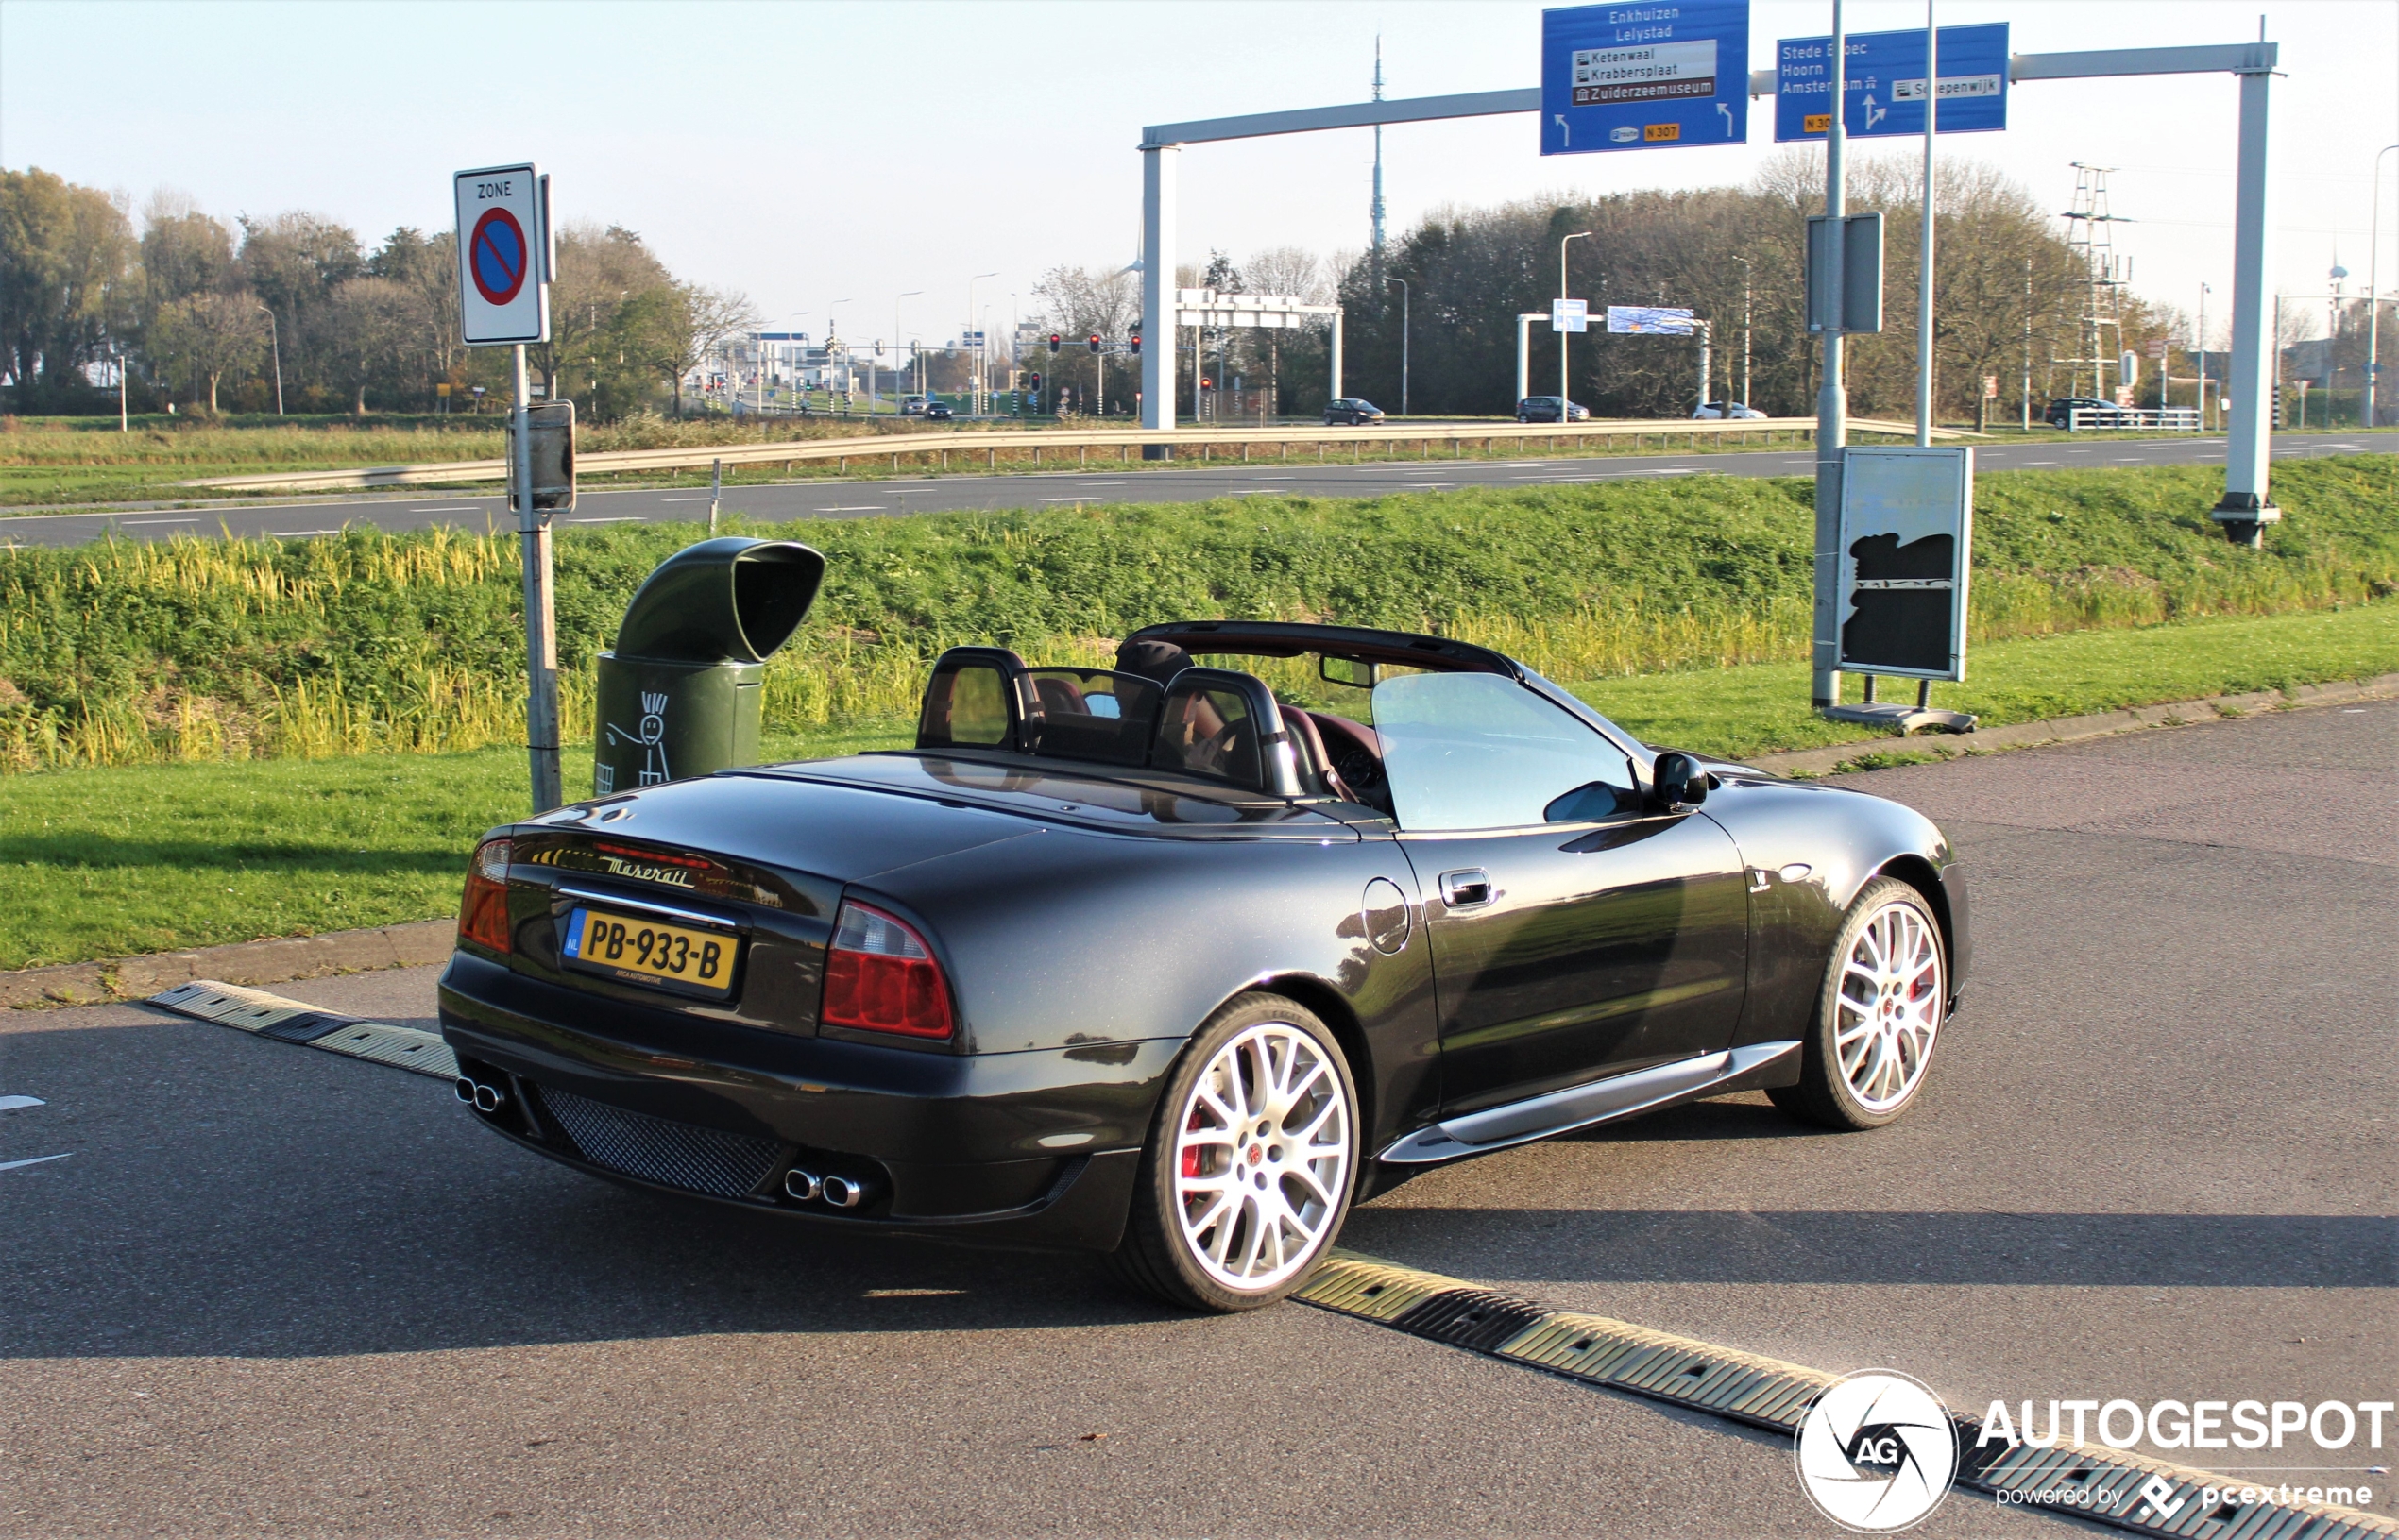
[4,0,2395,352]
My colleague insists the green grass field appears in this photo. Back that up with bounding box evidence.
[9,458,2394,773]
[4,603,2387,973]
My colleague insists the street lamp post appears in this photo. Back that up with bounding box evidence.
[2198,282,2211,430]
[1736,257,1754,410]
[1559,230,1593,402]
[2368,144,2399,430]
[1384,275,1409,416]
[893,292,921,415]
[255,304,284,415]
[967,273,997,415]
[826,300,853,413]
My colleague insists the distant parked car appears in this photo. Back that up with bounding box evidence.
[2045,397,2123,430]
[1693,400,1766,420]
[924,401,955,421]
[1516,397,1590,423]
[1323,398,1386,426]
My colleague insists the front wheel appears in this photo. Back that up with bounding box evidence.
[1769,877,1948,1131]
[1111,993,1359,1312]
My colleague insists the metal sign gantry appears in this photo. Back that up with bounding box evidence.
[1137,38,2280,538]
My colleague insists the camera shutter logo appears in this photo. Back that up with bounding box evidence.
[1795,1369,1960,1532]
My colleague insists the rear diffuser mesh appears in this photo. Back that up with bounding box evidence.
[1296,1251,2399,1540]
[536,1085,784,1201]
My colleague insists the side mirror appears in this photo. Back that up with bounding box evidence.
[1319,655,1378,689]
[1652,752,1709,810]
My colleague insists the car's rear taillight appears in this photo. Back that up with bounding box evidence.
[458,838,512,955]
[820,901,953,1040]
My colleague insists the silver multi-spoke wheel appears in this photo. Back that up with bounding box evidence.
[1170,1020,1353,1294]
[1833,898,1944,1114]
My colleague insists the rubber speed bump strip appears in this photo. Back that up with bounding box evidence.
[148,980,459,1083]
[1298,1251,2399,1540]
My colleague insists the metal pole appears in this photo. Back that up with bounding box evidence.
[514,343,561,813]
[1812,0,1850,711]
[1331,309,1344,400]
[260,306,284,415]
[1558,231,1593,401]
[709,457,721,534]
[1740,260,1753,409]
[1915,0,1937,447]
[2198,282,2209,429]
[2211,59,2277,544]
[1696,321,1710,414]
[117,347,127,432]
[2022,257,2033,431]
[1141,146,1177,439]
[1518,313,1532,403]
[2369,144,2398,430]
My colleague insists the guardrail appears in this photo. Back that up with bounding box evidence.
[179,415,1971,493]
[2066,407,2203,432]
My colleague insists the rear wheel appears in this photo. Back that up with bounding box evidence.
[1769,877,1948,1131]
[1111,993,1358,1312]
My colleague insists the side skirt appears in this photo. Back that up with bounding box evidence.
[1376,1041,1799,1165]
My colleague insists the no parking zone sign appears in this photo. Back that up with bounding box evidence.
[454,163,552,346]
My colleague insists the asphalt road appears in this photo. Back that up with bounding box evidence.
[4,702,2391,1537]
[3,432,2387,548]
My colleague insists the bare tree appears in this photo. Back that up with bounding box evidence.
[672,283,757,414]
[149,290,265,412]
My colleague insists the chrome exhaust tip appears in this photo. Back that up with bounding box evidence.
[821,1175,865,1210]
[784,1168,822,1203]
[454,1076,478,1104]
[472,1082,504,1113]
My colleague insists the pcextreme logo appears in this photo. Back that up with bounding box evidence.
[1795,1369,1960,1532]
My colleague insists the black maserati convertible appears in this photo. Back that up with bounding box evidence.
[440,620,1968,1312]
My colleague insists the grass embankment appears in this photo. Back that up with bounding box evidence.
[6,457,2393,775]
[4,605,2389,973]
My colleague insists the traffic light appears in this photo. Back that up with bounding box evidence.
[1088,335,1101,354]
[1130,333,1142,356]
[1047,333,1061,353]
[1029,371,1043,396]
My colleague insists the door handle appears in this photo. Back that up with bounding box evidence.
[1438,869,1495,909]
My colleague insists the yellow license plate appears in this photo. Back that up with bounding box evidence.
[563,906,736,996]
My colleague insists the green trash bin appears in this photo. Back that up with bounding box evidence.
[592,537,825,796]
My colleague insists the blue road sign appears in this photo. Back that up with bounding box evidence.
[1776,22,2008,143]
[1542,1,1749,156]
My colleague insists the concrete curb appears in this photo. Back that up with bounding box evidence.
[2,919,452,1011]
[1748,670,2399,779]
[7,671,2391,1009]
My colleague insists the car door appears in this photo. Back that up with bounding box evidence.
[1372,672,1749,1119]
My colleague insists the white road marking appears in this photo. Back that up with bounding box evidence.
[0,1154,69,1172]
[1043,497,1098,502]
[409,505,483,513]
[813,505,887,512]
[565,516,646,524]
[270,530,340,537]
[656,497,713,502]
[121,517,199,526]
[0,1095,44,1111]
